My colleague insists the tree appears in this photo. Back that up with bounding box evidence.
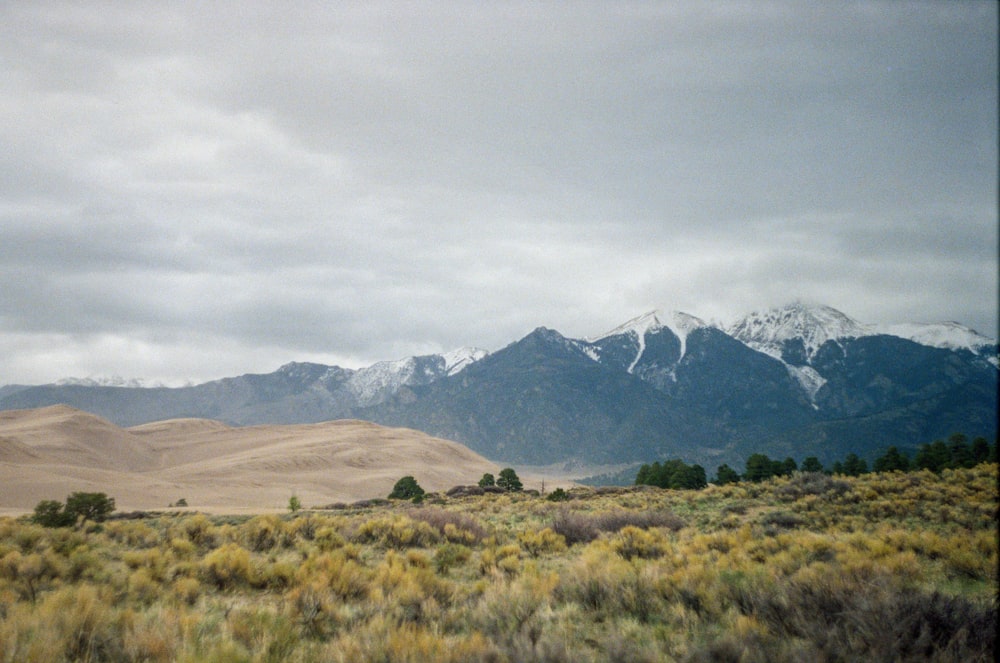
[634,464,652,486]
[31,499,73,527]
[496,468,523,492]
[744,453,775,482]
[714,464,740,485]
[841,453,867,477]
[64,492,115,523]
[779,457,798,477]
[288,495,302,513]
[801,456,823,473]
[971,437,990,464]
[388,476,425,501]
[478,473,496,488]
[873,446,910,473]
[915,440,949,473]
[947,433,974,469]
[674,464,707,489]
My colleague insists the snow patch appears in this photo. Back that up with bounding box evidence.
[785,365,827,406]
[54,375,166,388]
[588,309,708,371]
[728,303,870,360]
[441,347,489,375]
[877,322,996,354]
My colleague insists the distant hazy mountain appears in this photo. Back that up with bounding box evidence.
[0,348,488,427]
[1,304,995,469]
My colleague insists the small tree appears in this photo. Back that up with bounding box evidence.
[496,468,523,492]
[546,487,569,502]
[800,456,823,473]
[971,436,990,464]
[873,446,910,473]
[744,453,775,482]
[478,473,495,488]
[714,463,740,485]
[64,492,115,523]
[841,453,868,477]
[388,476,425,501]
[32,499,73,527]
[288,495,302,513]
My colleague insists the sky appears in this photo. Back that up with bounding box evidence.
[2,1,997,386]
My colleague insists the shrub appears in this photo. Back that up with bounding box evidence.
[478,473,495,488]
[388,476,425,501]
[241,515,289,552]
[434,543,471,575]
[546,487,569,502]
[517,528,567,557]
[611,526,669,560]
[408,508,487,543]
[353,515,440,549]
[200,543,254,590]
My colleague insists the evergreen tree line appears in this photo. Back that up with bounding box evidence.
[634,459,708,490]
[636,433,996,489]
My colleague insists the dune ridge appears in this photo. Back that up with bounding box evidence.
[0,405,501,514]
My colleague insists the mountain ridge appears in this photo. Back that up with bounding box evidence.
[2,303,995,470]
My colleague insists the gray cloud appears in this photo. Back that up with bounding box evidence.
[1,1,996,385]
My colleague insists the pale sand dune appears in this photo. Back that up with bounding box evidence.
[0,406,504,515]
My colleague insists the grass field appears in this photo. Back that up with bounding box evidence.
[1,464,996,662]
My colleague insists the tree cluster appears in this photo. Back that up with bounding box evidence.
[32,492,116,527]
[712,432,995,485]
[634,459,707,490]
[478,469,523,491]
[911,434,994,473]
[389,468,525,502]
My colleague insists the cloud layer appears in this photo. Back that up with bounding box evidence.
[2,2,996,385]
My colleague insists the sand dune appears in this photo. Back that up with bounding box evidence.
[0,405,504,514]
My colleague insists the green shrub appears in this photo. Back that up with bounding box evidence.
[388,476,425,501]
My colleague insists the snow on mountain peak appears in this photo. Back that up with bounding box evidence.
[877,321,994,351]
[588,309,707,344]
[54,375,163,388]
[585,309,709,373]
[441,347,489,375]
[587,310,662,342]
[727,303,870,358]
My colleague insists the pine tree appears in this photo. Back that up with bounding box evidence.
[497,468,523,492]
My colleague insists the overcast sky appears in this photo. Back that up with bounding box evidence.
[2,1,997,386]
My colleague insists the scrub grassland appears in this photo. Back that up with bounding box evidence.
[1,464,996,662]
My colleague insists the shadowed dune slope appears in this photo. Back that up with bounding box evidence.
[0,405,501,513]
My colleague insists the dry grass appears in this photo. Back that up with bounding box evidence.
[0,463,996,662]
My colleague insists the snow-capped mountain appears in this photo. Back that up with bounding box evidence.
[877,322,998,365]
[55,375,167,389]
[729,302,997,362]
[583,310,708,371]
[345,347,489,406]
[2,303,995,470]
[727,303,870,360]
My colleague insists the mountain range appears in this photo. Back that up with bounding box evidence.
[2,303,996,472]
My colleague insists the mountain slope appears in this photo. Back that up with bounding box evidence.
[1,303,995,471]
[0,349,488,427]
[361,327,725,465]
